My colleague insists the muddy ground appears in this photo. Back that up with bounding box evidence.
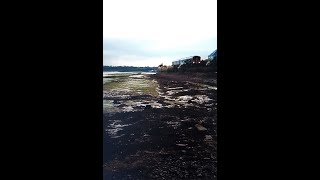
[103,72,217,179]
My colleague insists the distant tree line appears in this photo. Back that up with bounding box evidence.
[103,66,157,72]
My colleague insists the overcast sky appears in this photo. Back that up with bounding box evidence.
[103,0,217,67]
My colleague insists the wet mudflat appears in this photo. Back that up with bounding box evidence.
[103,72,217,179]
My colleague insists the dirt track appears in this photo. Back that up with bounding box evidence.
[103,72,217,179]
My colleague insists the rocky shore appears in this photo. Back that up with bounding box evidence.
[103,72,217,179]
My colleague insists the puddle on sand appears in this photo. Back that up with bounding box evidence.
[177,95,193,102]
[191,95,213,104]
[167,87,184,90]
[105,120,132,139]
[122,106,134,112]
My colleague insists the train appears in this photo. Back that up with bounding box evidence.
[172,56,201,67]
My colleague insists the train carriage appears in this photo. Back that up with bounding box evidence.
[172,56,201,67]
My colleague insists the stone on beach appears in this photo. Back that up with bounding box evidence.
[195,124,207,131]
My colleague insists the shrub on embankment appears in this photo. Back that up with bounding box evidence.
[158,60,217,74]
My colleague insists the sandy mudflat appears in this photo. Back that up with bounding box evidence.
[103,72,217,179]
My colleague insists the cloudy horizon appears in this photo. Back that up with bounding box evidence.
[103,0,217,67]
